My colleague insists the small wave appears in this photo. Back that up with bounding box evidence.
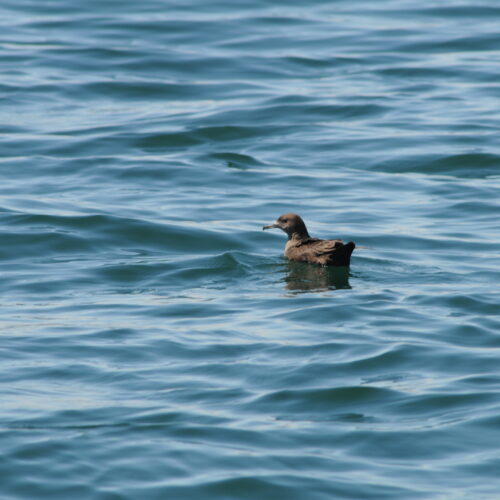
[208,152,263,169]
[137,125,265,150]
[2,212,249,258]
[254,385,401,413]
[136,131,203,149]
[82,80,201,100]
[399,33,500,53]
[375,153,500,178]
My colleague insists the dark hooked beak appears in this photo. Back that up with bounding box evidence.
[262,222,280,231]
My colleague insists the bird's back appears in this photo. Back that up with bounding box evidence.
[285,238,355,266]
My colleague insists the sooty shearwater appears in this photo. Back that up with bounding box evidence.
[263,213,355,267]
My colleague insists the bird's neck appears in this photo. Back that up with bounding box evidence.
[288,230,310,242]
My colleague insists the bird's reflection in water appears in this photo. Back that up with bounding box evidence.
[284,261,351,293]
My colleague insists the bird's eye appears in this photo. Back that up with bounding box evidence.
[282,219,288,223]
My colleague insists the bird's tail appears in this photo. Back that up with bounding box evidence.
[332,241,355,267]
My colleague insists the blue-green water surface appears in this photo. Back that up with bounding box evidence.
[1,1,500,498]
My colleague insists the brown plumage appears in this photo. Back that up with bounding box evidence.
[263,213,355,267]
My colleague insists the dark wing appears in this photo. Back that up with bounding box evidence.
[287,238,354,266]
[311,239,344,256]
[316,239,355,266]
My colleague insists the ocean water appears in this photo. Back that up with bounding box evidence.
[1,0,500,498]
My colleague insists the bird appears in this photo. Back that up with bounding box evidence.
[263,213,355,266]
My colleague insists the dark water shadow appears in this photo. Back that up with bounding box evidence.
[283,261,351,293]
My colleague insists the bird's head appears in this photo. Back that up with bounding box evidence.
[263,213,309,239]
